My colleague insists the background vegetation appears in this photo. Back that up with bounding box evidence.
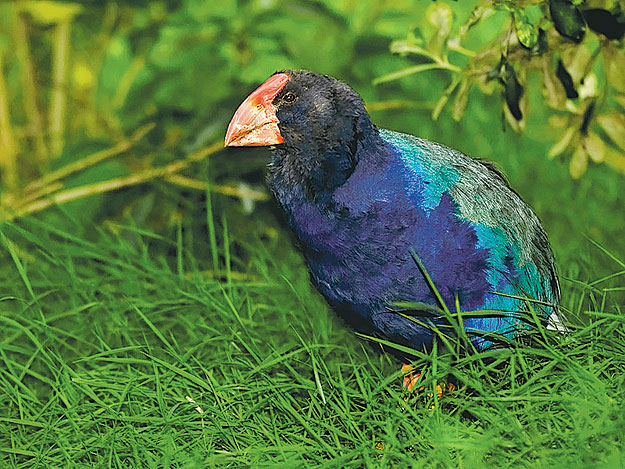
[0,0,624,466]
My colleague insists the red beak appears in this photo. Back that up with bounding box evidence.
[224,73,290,147]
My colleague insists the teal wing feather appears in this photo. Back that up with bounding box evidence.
[380,129,561,333]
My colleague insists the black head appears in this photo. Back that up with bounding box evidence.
[268,70,378,206]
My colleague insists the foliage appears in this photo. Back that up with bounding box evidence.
[0,0,623,254]
[376,0,625,179]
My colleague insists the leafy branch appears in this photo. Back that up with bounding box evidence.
[375,0,625,179]
[0,2,272,225]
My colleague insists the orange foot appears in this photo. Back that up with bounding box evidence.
[401,363,455,397]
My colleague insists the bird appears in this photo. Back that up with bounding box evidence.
[224,70,560,389]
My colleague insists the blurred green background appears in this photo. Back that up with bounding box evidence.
[1,0,624,271]
[1,0,625,466]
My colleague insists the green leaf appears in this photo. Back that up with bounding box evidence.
[569,145,588,178]
[597,112,625,153]
[603,45,625,93]
[561,43,592,84]
[604,146,625,175]
[373,63,453,85]
[614,95,625,111]
[451,78,471,121]
[543,57,567,109]
[426,2,453,35]
[548,127,577,159]
[514,11,539,48]
[583,132,606,163]
[426,2,453,56]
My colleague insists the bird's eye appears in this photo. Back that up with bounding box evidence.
[283,92,296,104]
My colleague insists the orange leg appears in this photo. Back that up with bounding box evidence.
[401,363,424,392]
[401,363,455,397]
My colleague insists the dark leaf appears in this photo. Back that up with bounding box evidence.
[549,0,586,43]
[556,59,579,99]
[531,28,548,54]
[580,101,595,135]
[581,9,625,40]
[498,57,524,120]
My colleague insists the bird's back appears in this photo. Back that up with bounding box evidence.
[381,129,559,306]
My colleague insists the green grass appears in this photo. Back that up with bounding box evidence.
[1,212,624,468]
